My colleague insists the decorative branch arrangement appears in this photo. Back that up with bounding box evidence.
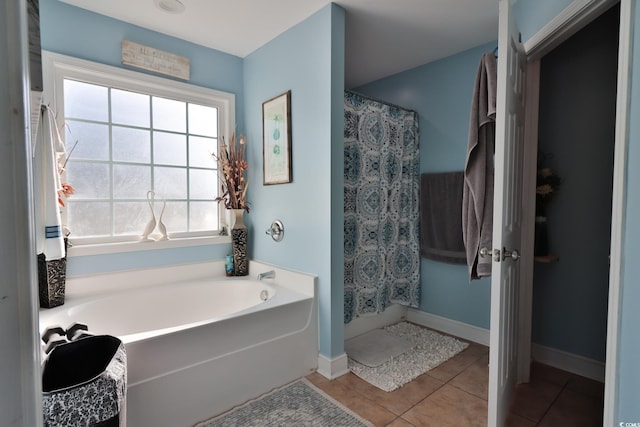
[213,133,250,212]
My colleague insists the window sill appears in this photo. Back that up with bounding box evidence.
[67,235,231,257]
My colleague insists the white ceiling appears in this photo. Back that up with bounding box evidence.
[59,0,498,88]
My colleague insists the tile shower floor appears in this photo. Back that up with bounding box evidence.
[306,337,604,426]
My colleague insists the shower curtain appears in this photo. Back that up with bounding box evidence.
[344,91,420,323]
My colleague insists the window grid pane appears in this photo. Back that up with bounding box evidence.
[64,79,219,238]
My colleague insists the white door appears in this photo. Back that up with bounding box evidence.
[1,1,43,425]
[488,0,526,425]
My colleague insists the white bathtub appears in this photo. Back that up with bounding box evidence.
[39,260,318,427]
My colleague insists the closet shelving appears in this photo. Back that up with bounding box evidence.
[534,254,559,263]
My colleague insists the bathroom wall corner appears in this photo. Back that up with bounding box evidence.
[317,353,349,380]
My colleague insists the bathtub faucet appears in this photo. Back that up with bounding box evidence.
[257,270,275,280]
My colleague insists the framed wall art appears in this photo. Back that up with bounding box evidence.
[262,90,292,185]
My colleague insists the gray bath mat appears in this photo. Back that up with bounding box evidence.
[348,322,469,392]
[194,378,373,427]
[345,328,415,367]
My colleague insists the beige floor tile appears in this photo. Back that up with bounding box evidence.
[425,347,485,383]
[315,377,397,427]
[539,388,603,427]
[401,384,487,427]
[449,356,489,400]
[529,361,572,386]
[509,377,563,422]
[565,374,605,400]
[310,347,603,427]
[350,400,398,427]
[504,412,537,427]
[385,417,416,427]
[340,372,444,415]
[306,372,330,387]
[463,342,490,358]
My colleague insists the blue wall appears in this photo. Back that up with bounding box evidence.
[513,0,574,42]
[243,4,345,358]
[40,0,244,276]
[356,43,494,329]
[42,0,347,361]
[40,0,244,120]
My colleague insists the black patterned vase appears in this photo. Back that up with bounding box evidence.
[229,209,248,276]
[38,238,68,308]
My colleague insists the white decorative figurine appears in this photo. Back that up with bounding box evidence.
[140,190,157,241]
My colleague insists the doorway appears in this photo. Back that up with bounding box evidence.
[531,2,620,381]
[511,0,631,424]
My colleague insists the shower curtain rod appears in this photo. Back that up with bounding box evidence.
[345,90,418,114]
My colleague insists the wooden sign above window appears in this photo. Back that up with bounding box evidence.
[122,40,190,80]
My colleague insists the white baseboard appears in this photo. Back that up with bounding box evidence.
[317,353,349,380]
[532,343,605,383]
[407,309,490,346]
[361,309,604,382]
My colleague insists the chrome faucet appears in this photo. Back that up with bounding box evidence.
[257,270,275,280]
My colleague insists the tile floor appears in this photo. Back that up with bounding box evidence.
[307,338,604,426]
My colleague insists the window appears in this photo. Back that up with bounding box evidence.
[43,52,235,249]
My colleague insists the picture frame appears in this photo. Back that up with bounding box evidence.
[262,90,292,185]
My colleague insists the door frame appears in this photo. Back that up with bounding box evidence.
[517,0,631,425]
[517,58,540,385]
[1,0,44,425]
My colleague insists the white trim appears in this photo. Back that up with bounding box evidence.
[68,235,230,257]
[524,0,617,60]
[316,353,349,380]
[40,51,236,247]
[42,51,235,134]
[604,0,634,422]
[2,0,43,425]
[517,59,541,385]
[520,2,632,424]
[405,310,607,383]
[407,309,490,346]
[532,344,605,383]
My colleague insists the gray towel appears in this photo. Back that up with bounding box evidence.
[420,172,466,264]
[463,52,497,281]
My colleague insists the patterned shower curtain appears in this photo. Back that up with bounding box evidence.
[344,91,420,323]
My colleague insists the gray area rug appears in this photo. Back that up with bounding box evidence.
[194,379,373,427]
[348,322,469,392]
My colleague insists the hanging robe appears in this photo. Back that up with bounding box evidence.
[35,106,66,261]
[463,52,497,281]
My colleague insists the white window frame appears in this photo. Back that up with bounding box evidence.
[42,51,234,256]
